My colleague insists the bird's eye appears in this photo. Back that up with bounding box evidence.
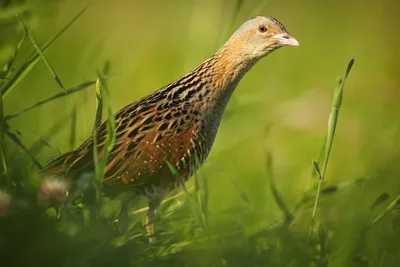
[258,25,268,33]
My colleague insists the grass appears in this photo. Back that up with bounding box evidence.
[0,1,399,267]
[309,59,354,240]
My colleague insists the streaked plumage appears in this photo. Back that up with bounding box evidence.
[40,16,299,242]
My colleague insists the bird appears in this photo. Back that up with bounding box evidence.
[40,16,299,242]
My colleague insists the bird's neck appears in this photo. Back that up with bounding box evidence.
[163,44,259,113]
[195,45,259,112]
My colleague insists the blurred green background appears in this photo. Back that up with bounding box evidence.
[1,0,400,266]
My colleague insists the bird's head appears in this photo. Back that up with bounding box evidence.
[225,16,299,62]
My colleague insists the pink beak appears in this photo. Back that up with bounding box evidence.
[272,32,299,47]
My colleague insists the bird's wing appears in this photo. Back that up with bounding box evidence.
[102,103,201,187]
[40,97,201,188]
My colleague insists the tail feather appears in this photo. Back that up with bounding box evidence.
[40,151,94,178]
[39,151,76,177]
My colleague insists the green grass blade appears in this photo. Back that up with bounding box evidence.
[203,162,253,207]
[308,59,355,239]
[4,80,96,121]
[248,1,269,18]
[0,90,8,181]
[93,78,103,132]
[372,193,400,225]
[2,28,27,74]
[167,161,207,231]
[166,161,179,177]
[94,68,115,183]
[69,104,77,150]
[91,103,115,202]
[266,151,292,223]
[0,3,28,20]
[7,129,60,155]
[183,183,207,231]
[30,107,82,156]
[28,4,91,61]
[231,0,244,28]
[370,193,390,212]
[5,130,43,169]
[103,106,116,161]
[16,15,67,94]
[229,178,252,207]
[193,155,208,229]
[198,174,208,226]
[321,59,354,173]
[93,61,111,133]
[293,178,365,213]
[215,0,244,49]
[93,73,115,185]
[1,5,89,97]
[92,126,100,193]
[312,160,322,180]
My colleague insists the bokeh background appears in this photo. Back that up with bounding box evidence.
[1,0,400,266]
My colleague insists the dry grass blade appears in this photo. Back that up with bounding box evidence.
[4,80,96,121]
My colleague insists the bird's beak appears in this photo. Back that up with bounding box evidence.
[272,32,299,47]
